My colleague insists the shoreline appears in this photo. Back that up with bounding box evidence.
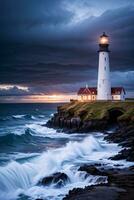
[46,101,134,200]
[63,166,134,200]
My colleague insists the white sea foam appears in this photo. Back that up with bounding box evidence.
[12,114,37,120]
[38,115,45,118]
[12,115,26,119]
[0,134,133,200]
[26,123,71,138]
[50,113,54,117]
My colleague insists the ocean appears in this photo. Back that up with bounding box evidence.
[0,103,132,200]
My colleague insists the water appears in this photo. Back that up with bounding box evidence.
[0,103,133,200]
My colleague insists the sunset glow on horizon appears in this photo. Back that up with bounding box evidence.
[0,94,77,103]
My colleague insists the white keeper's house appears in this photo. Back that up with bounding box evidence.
[77,32,126,101]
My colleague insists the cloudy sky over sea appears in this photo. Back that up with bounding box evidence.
[0,0,134,102]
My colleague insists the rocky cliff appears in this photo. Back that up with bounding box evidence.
[47,101,134,132]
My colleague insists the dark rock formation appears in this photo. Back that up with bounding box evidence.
[63,167,134,200]
[78,165,107,176]
[63,185,123,200]
[40,172,69,187]
[105,124,134,161]
[47,115,108,133]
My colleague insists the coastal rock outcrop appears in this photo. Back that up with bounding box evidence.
[105,124,134,161]
[45,101,134,200]
[40,172,69,187]
[46,101,134,133]
[63,166,134,200]
[78,165,107,176]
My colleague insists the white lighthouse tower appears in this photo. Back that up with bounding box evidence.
[97,32,111,100]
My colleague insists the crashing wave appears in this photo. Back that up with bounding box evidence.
[0,136,108,200]
[26,123,73,139]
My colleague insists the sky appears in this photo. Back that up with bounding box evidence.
[0,0,134,102]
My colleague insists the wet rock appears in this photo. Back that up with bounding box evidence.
[63,168,134,200]
[63,185,121,200]
[108,173,134,188]
[59,118,64,128]
[105,124,134,162]
[36,199,43,200]
[79,120,108,132]
[78,165,107,176]
[129,166,134,171]
[71,117,81,129]
[94,163,102,167]
[66,119,71,128]
[40,172,69,187]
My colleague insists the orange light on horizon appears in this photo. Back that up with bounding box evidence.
[0,94,77,103]
[29,94,77,103]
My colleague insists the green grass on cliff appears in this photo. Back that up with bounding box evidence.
[58,101,134,121]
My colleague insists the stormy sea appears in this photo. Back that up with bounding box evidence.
[0,103,133,200]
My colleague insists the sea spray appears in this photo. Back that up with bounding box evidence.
[0,133,131,200]
[12,115,26,119]
[0,135,107,199]
[26,123,72,138]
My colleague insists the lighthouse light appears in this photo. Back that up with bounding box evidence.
[100,36,108,44]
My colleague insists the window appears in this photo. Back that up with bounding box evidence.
[105,57,106,61]
[103,79,105,84]
[83,95,86,100]
[104,66,106,70]
[88,95,91,100]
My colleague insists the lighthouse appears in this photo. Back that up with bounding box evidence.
[77,33,126,102]
[97,32,111,100]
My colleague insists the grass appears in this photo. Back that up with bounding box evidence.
[58,101,134,121]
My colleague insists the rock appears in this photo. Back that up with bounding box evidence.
[105,124,134,162]
[59,118,64,128]
[78,165,107,176]
[108,173,134,188]
[79,120,107,132]
[129,166,134,171]
[94,163,102,167]
[36,199,43,200]
[63,168,134,200]
[71,117,81,129]
[40,172,69,187]
[63,185,121,200]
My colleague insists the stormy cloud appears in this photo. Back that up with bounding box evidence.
[0,0,134,99]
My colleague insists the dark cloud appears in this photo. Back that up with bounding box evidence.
[0,86,30,96]
[0,63,96,85]
[0,0,134,97]
[0,0,73,41]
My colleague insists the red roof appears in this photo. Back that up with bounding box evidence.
[78,87,125,95]
[111,87,126,95]
[78,87,97,95]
